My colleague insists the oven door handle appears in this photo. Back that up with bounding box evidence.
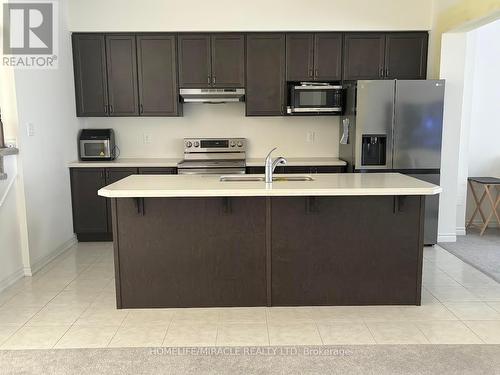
[177,168,246,175]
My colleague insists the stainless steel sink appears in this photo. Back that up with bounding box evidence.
[273,176,314,181]
[220,175,314,182]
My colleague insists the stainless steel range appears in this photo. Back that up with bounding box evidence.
[177,138,247,175]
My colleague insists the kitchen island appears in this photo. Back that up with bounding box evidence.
[98,173,441,308]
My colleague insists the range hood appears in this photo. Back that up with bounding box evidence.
[180,88,245,103]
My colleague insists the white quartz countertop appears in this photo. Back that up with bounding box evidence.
[69,157,346,168]
[98,173,441,198]
[246,157,346,167]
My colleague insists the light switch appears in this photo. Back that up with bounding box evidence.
[27,123,35,137]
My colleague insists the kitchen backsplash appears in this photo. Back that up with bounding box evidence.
[83,104,340,158]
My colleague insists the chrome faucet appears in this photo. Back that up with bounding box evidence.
[265,147,287,183]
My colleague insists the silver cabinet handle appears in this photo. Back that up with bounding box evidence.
[213,76,216,84]
[385,67,389,77]
[207,76,211,84]
[379,68,384,78]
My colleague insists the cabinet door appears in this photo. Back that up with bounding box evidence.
[178,34,211,88]
[105,168,137,233]
[246,34,286,116]
[106,35,139,116]
[343,33,385,80]
[286,33,314,81]
[72,34,108,117]
[70,168,108,234]
[211,34,245,87]
[137,35,179,116]
[314,33,342,81]
[384,33,428,79]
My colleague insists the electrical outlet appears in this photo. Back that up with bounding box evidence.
[143,133,152,144]
[27,122,35,137]
[306,131,315,143]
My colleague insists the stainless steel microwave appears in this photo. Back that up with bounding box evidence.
[287,82,343,115]
[78,129,116,161]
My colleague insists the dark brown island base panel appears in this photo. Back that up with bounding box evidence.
[72,31,429,117]
[70,167,177,241]
[111,195,425,308]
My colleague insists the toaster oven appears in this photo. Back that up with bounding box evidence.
[79,129,116,161]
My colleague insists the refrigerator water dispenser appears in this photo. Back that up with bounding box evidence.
[361,135,386,166]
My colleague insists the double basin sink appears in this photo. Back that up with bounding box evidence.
[220,175,314,182]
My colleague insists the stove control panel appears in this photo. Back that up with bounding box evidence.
[184,138,247,153]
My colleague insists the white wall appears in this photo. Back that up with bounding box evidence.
[85,105,340,158]
[68,0,433,32]
[465,20,500,224]
[11,0,82,273]
[438,32,473,242]
[0,16,25,289]
[0,156,24,290]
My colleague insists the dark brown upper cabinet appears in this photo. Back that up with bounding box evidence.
[137,35,179,116]
[384,33,428,80]
[286,33,342,81]
[178,33,245,88]
[105,34,139,116]
[246,33,286,116]
[314,33,343,81]
[343,32,428,80]
[286,33,314,81]
[343,33,386,80]
[72,34,108,116]
[211,34,245,87]
[178,34,211,88]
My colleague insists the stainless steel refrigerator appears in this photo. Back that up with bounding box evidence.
[339,80,445,245]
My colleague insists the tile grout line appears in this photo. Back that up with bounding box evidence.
[363,321,378,345]
[265,308,270,346]
[461,320,487,344]
[160,314,174,347]
[105,310,130,348]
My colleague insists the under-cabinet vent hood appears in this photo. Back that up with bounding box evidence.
[180,88,245,103]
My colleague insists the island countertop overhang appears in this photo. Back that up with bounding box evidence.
[98,173,442,198]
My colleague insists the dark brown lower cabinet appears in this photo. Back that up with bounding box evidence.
[113,197,267,308]
[138,167,177,174]
[70,168,108,240]
[70,167,138,241]
[271,196,424,305]
[246,165,346,174]
[112,195,424,308]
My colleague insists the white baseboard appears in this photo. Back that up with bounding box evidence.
[0,267,25,294]
[24,235,77,277]
[438,233,457,243]
[456,227,466,236]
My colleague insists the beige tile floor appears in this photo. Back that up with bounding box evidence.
[1,242,500,349]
